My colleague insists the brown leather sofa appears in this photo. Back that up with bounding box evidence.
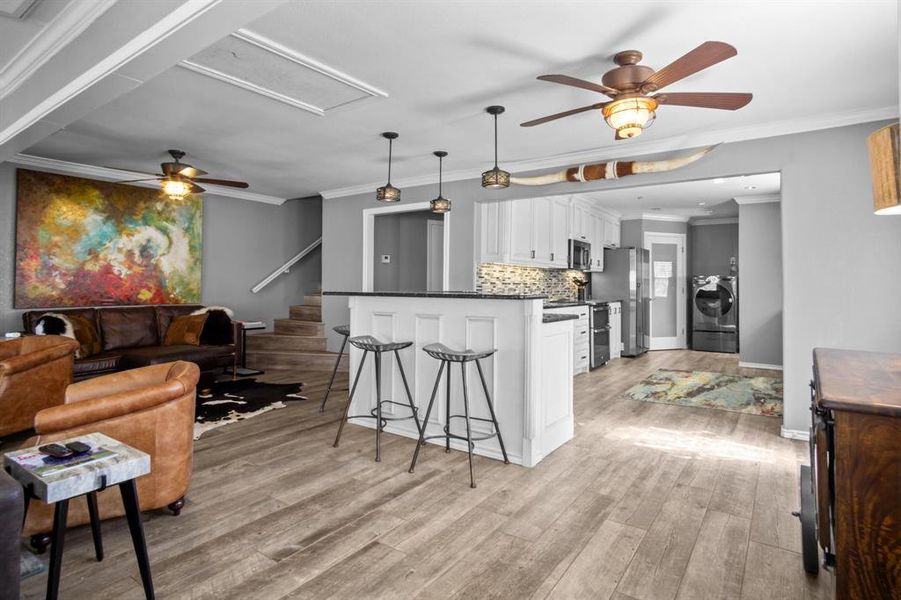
[22,304,243,380]
[0,335,79,437]
[0,470,23,600]
[22,361,199,551]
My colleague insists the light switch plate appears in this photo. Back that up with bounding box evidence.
[381,254,391,264]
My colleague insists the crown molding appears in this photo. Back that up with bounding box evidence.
[0,0,225,147]
[12,153,286,205]
[690,217,739,226]
[734,193,781,205]
[620,213,690,223]
[178,28,388,116]
[0,0,117,99]
[321,104,898,199]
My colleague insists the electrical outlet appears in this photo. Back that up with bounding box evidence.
[381,254,391,264]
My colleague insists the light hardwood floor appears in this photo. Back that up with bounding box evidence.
[20,350,834,599]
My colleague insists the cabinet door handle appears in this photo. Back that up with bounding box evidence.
[531,250,535,259]
[550,252,554,261]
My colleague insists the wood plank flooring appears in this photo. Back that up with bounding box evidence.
[19,350,834,599]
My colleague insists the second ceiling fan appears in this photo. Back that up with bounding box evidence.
[522,41,752,140]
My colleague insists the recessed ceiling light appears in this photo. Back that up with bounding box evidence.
[698,201,708,206]
[713,178,725,184]
[744,185,757,190]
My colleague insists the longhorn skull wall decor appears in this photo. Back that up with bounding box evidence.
[509,145,717,186]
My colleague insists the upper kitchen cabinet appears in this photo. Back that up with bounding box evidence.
[478,196,569,269]
[603,214,621,248]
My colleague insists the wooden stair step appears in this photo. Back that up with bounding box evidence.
[303,294,322,306]
[247,333,326,352]
[273,319,324,336]
[289,305,321,321]
[245,350,348,371]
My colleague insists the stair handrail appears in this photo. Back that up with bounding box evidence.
[251,236,322,294]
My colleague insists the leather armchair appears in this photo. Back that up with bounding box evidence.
[0,335,79,437]
[0,470,23,600]
[22,361,199,550]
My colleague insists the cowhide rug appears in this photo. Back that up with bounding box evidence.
[194,379,307,439]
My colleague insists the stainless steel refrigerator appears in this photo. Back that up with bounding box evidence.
[591,247,650,357]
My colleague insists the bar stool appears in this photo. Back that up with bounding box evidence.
[320,324,350,412]
[409,343,509,488]
[333,335,422,462]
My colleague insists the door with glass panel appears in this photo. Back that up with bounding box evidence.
[644,232,686,350]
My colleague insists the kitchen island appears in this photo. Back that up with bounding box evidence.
[324,291,575,467]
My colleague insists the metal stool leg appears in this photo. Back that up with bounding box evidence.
[444,360,452,453]
[460,362,477,488]
[395,349,422,436]
[374,351,383,462]
[46,499,69,600]
[86,492,103,561]
[475,359,510,464]
[334,350,368,447]
[409,361,445,473]
[320,334,348,412]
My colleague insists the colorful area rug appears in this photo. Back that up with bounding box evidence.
[624,369,783,417]
[194,379,308,439]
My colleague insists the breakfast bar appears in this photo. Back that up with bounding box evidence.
[323,291,575,467]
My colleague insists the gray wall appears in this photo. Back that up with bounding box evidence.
[690,223,738,276]
[323,121,901,435]
[620,218,688,247]
[373,210,440,292]
[739,202,783,367]
[0,161,321,332]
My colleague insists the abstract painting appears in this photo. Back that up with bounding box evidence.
[15,169,202,308]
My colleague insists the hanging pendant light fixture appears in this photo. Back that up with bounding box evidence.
[482,105,510,189]
[430,151,451,213]
[376,131,401,203]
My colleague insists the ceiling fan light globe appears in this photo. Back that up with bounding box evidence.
[376,184,401,203]
[430,196,451,213]
[603,97,657,139]
[161,178,192,200]
[481,167,510,189]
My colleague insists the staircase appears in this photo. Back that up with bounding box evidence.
[245,292,349,372]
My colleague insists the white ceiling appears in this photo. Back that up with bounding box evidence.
[0,0,74,72]
[576,172,781,220]
[19,1,900,200]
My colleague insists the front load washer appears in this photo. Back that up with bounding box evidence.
[691,275,738,353]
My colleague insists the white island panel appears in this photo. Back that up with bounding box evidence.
[337,293,574,467]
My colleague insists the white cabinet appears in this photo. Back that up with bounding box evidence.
[544,306,590,374]
[550,199,569,268]
[589,213,605,272]
[570,202,591,242]
[479,197,570,269]
[478,200,508,263]
[608,301,622,360]
[603,216,620,248]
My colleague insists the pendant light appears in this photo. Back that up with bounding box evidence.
[430,151,450,213]
[481,105,510,189]
[376,131,401,203]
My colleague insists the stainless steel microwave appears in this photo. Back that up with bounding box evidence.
[568,239,591,270]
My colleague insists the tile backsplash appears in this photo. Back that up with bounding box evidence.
[476,263,587,299]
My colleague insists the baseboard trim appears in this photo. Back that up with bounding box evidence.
[738,361,783,371]
[781,427,807,441]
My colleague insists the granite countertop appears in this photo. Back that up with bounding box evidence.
[543,301,588,308]
[542,313,580,324]
[323,291,548,300]
[589,297,625,305]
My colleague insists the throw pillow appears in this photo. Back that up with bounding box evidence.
[34,313,101,359]
[164,313,208,346]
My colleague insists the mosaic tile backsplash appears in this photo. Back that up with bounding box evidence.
[476,263,588,300]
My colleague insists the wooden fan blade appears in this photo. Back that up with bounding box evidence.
[641,41,737,92]
[189,183,206,194]
[654,92,752,110]
[116,177,163,184]
[521,102,608,127]
[537,74,619,97]
[191,177,249,188]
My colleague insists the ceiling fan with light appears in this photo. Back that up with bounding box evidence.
[521,41,752,140]
[119,149,249,200]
